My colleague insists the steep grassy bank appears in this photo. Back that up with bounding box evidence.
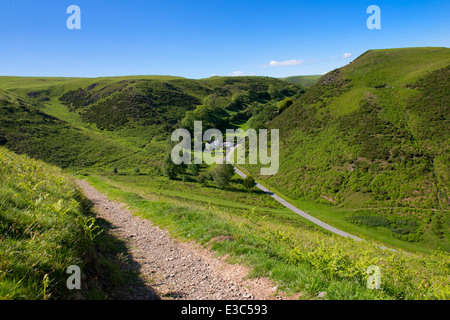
[0,89,159,170]
[0,147,92,298]
[0,147,141,299]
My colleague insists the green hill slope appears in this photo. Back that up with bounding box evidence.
[2,48,448,252]
[0,75,301,172]
[0,147,90,299]
[281,75,322,88]
[56,76,301,133]
[0,88,156,170]
[243,47,450,250]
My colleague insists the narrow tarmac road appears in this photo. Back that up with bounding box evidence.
[225,145,363,242]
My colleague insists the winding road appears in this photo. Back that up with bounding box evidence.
[224,145,363,242]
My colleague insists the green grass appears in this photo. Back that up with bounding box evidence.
[0,147,153,299]
[0,75,185,91]
[281,75,323,88]
[105,173,284,209]
[103,159,442,254]
[1,47,449,299]
[235,163,447,254]
[82,174,450,300]
[0,147,92,299]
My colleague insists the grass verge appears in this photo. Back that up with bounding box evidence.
[0,147,151,299]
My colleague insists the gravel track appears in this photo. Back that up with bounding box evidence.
[76,179,293,300]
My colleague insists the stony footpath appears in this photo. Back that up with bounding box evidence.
[76,180,295,300]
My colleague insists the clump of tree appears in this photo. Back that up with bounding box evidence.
[162,155,177,179]
[162,137,189,179]
[181,94,230,132]
[228,94,245,109]
[196,173,207,185]
[210,164,235,189]
[162,154,188,180]
[246,102,278,130]
[243,175,256,190]
[277,97,294,113]
[188,163,200,177]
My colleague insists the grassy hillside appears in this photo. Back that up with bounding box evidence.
[0,88,161,171]
[1,48,450,300]
[0,147,152,299]
[56,76,301,134]
[0,147,92,299]
[0,75,301,173]
[243,47,450,251]
[281,75,322,88]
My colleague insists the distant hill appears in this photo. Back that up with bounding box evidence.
[281,75,322,88]
[0,87,147,169]
[0,75,302,171]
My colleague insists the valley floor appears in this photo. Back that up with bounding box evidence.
[76,180,296,300]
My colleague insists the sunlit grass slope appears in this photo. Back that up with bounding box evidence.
[0,147,94,299]
[243,47,450,251]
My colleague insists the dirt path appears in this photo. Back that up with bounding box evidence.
[76,179,293,300]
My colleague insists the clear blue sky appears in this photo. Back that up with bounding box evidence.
[0,0,449,78]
